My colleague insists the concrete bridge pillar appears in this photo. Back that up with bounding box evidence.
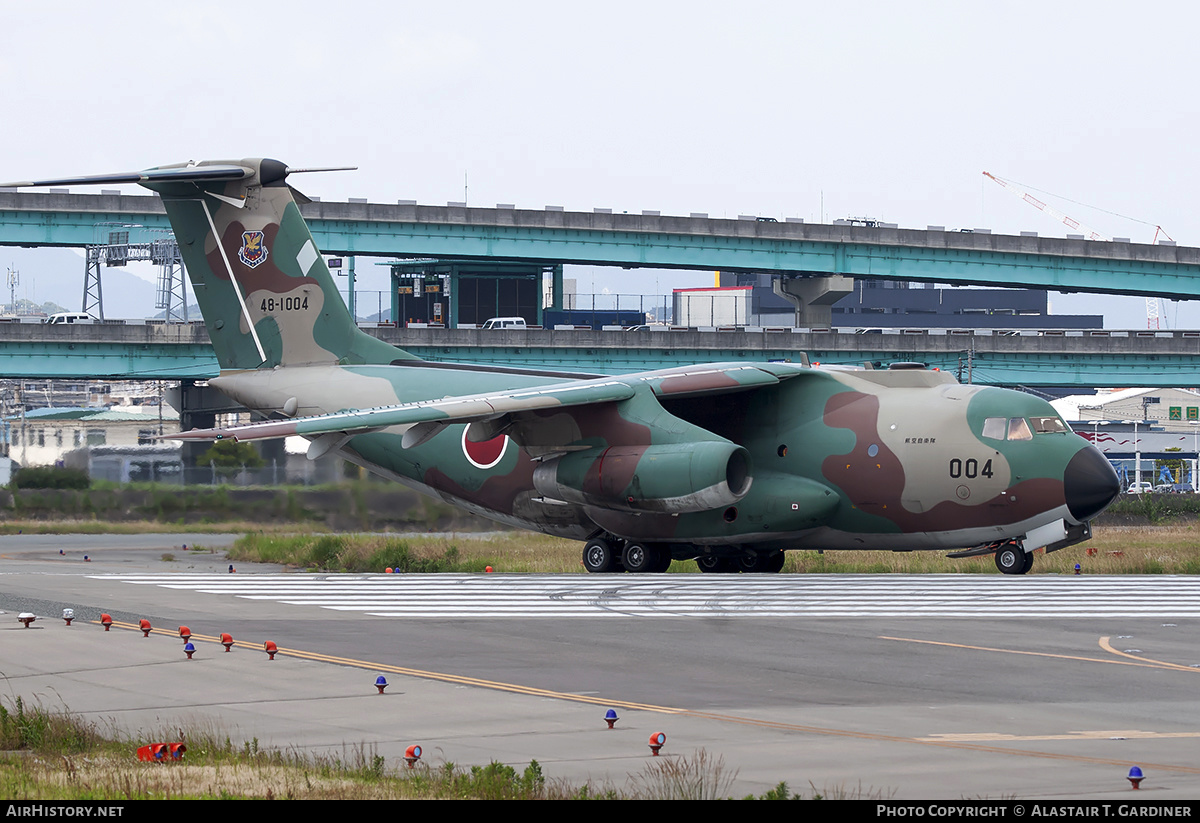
[772,274,854,327]
[167,380,239,466]
[168,380,305,477]
[179,409,216,467]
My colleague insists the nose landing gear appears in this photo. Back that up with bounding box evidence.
[994,542,1034,575]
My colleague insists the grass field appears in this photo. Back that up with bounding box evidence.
[0,698,837,800]
[220,525,1200,575]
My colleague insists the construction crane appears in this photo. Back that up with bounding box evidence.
[983,171,1169,329]
[983,172,1110,241]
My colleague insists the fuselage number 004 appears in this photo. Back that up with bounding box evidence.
[949,457,993,479]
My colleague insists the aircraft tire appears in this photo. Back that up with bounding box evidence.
[622,542,664,574]
[697,555,737,573]
[736,553,764,573]
[1021,549,1036,574]
[650,547,673,573]
[583,539,621,574]
[761,550,786,574]
[737,550,786,573]
[994,543,1027,575]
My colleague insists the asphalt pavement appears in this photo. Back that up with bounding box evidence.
[1,534,1197,800]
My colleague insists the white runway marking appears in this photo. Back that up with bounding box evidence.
[89,574,1200,618]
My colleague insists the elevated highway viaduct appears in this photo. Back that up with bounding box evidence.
[2,322,1198,389]
[3,191,1200,326]
[3,190,1199,399]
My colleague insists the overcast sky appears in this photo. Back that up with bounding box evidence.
[3,1,1198,327]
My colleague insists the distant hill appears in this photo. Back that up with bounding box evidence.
[3,298,69,316]
[0,246,159,319]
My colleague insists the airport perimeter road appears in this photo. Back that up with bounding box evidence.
[1,536,1198,800]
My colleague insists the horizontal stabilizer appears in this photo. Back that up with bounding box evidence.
[0,164,255,189]
[1,163,354,191]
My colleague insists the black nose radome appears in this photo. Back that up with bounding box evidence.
[1064,446,1121,523]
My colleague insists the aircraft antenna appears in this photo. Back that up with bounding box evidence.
[284,166,357,175]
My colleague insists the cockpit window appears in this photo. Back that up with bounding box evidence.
[1030,416,1069,434]
[982,417,1007,440]
[983,416,1063,440]
[1007,417,1033,441]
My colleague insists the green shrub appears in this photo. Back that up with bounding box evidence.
[0,697,101,753]
[307,535,345,569]
[228,534,489,573]
[12,466,90,490]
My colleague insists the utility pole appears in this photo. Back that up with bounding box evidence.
[6,267,17,315]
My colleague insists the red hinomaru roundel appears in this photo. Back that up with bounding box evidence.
[461,428,509,469]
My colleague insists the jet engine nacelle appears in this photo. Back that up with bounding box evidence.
[532,441,752,514]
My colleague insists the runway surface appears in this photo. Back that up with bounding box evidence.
[90,572,1200,618]
[1,536,1198,799]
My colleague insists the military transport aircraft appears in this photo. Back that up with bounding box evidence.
[2,159,1121,574]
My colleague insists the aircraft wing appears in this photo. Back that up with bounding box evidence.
[169,361,809,447]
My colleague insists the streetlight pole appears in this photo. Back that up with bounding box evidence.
[1192,422,1198,491]
[1134,420,1141,489]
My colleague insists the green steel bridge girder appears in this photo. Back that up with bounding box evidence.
[1,327,1199,386]
[0,209,173,246]
[401,346,1200,388]
[3,193,1200,298]
[0,340,217,380]
[328,223,1200,298]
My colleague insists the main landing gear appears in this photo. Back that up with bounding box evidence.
[582,537,672,574]
[697,551,784,573]
[696,556,736,574]
[582,538,622,574]
[581,536,786,574]
[994,542,1035,575]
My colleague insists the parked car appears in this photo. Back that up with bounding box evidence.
[1126,481,1154,494]
[480,317,527,330]
[44,312,96,325]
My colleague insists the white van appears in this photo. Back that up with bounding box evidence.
[480,317,527,330]
[45,312,96,325]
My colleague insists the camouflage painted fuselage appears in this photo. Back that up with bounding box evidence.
[209,357,1107,551]
[3,158,1119,558]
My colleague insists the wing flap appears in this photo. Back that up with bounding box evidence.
[166,362,812,445]
[646,363,787,397]
[168,378,639,443]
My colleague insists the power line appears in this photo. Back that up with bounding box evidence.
[988,174,1159,230]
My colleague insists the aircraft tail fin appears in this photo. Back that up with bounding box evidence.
[5,159,414,371]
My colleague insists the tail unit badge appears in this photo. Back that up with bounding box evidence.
[238,230,268,268]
